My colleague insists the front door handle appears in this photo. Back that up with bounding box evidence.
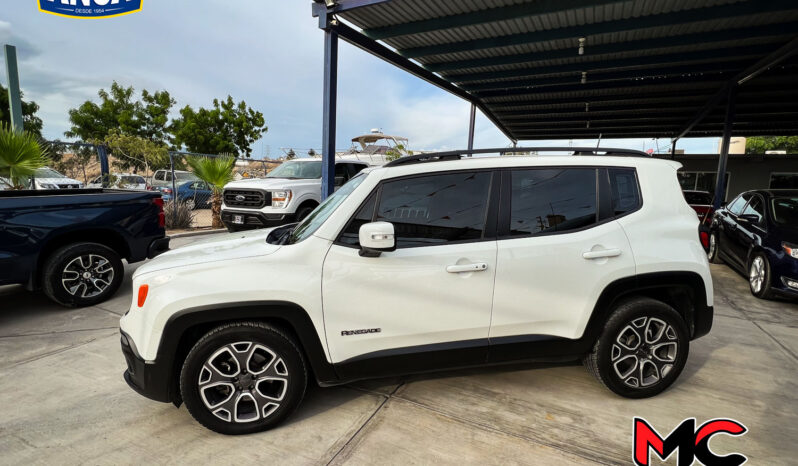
[582,248,622,260]
[446,263,488,273]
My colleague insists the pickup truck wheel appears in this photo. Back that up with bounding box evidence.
[42,242,124,307]
[180,322,307,435]
[583,297,689,399]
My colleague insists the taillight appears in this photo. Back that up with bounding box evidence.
[137,284,149,307]
[152,197,165,228]
[699,231,710,249]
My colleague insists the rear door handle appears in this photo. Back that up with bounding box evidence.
[582,249,622,260]
[446,263,488,273]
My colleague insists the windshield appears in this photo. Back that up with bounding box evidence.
[267,160,322,179]
[35,168,67,178]
[772,197,798,225]
[288,173,367,244]
[176,172,198,181]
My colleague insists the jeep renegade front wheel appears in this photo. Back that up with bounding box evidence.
[583,297,689,398]
[180,322,307,435]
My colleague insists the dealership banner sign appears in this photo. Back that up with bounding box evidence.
[39,0,142,19]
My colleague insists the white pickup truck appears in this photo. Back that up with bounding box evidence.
[220,158,369,231]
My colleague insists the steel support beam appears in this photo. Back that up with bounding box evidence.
[3,45,24,132]
[714,86,736,209]
[675,36,798,141]
[321,28,338,200]
[399,0,796,58]
[329,22,514,140]
[467,104,476,154]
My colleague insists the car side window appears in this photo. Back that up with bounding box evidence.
[334,164,348,187]
[510,168,597,236]
[376,171,492,248]
[741,195,765,224]
[348,163,366,178]
[727,194,749,215]
[337,193,377,246]
[608,168,641,216]
[154,171,165,181]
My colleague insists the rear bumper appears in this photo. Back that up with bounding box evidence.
[147,236,170,259]
[221,209,291,230]
[120,331,172,403]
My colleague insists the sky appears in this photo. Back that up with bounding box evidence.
[1,1,720,159]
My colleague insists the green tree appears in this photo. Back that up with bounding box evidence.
[285,148,296,160]
[745,136,798,154]
[170,96,267,157]
[103,129,170,177]
[0,123,50,188]
[65,81,175,145]
[185,155,236,228]
[0,84,43,138]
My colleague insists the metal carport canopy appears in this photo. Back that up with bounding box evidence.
[313,0,798,142]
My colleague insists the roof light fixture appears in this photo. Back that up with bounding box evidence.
[578,37,586,55]
[581,71,587,84]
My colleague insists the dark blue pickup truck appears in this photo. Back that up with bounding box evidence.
[0,189,169,307]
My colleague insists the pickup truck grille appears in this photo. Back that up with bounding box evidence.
[224,189,269,208]
[58,184,81,189]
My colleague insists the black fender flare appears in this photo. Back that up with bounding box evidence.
[157,301,339,398]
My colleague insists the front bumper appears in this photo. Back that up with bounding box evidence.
[121,331,172,403]
[221,209,291,229]
[147,236,170,259]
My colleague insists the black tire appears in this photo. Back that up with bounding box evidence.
[42,242,124,307]
[707,231,723,264]
[583,297,690,398]
[294,205,315,222]
[180,322,307,435]
[748,253,774,300]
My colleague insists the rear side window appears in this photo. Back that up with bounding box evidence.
[376,171,492,248]
[510,168,597,236]
[609,168,641,215]
[683,191,712,206]
[347,164,366,178]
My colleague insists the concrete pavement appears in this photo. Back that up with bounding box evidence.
[1,234,797,465]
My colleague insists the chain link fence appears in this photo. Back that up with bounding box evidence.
[27,141,281,231]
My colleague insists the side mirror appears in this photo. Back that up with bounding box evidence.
[359,221,395,257]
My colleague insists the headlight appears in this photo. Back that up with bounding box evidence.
[272,190,292,209]
[783,243,798,259]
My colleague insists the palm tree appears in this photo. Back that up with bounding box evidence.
[0,123,50,189]
[186,154,235,228]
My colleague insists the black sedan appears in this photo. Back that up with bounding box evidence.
[708,189,798,299]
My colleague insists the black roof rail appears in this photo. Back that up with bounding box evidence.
[383,146,650,167]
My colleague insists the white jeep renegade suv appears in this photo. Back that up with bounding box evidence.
[120,148,713,435]
[220,158,368,231]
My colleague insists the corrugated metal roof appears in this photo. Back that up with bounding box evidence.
[322,0,798,140]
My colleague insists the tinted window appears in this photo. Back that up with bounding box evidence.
[609,168,640,215]
[741,196,764,224]
[772,197,798,225]
[347,164,366,178]
[376,172,491,248]
[770,173,798,189]
[727,194,749,215]
[683,191,712,205]
[334,164,348,187]
[338,194,377,246]
[154,171,165,181]
[510,169,597,236]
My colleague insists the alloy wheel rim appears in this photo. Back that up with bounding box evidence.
[749,257,765,293]
[61,254,114,298]
[186,199,196,209]
[611,317,678,388]
[198,341,289,423]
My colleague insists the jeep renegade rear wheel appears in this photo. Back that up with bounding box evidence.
[583,297,689,398]
[180,322,307,435]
